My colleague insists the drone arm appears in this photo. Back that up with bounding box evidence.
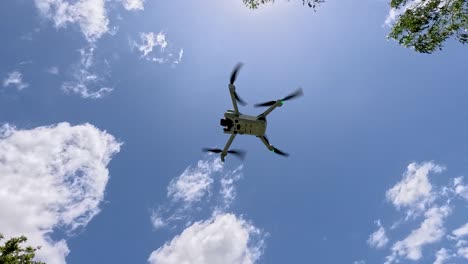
[258,100,282,119]
[221,133,237,162]
[259,136,273,151]
[229,84,240,115]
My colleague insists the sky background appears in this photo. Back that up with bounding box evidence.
[1,0,468,264]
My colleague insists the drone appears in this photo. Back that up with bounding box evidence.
[203,63,304,162]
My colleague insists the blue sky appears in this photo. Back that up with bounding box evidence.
[1,0,468,264]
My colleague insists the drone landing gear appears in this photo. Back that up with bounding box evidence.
[259,136,274,151]
[258,135,289,157]
[221,134,236,162]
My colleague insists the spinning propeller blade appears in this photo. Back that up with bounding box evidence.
[234,92,247,106]
[281,88,303,101]
[202,148,222,153]
[272,147,289,157]
[202,148,246,160]
[254,88,303,107]
[254,101,276,107]
[230,63,243,85]
[230,63,247,106]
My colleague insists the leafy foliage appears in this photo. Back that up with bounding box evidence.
[241,0,467,53]
[388,0,468,53]
[0,234,45,264]
[242,0,325,10]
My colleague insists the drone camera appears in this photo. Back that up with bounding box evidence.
[220,118,233,131]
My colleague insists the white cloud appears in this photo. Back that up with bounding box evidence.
[453,177,468,201]
[386,162,443,217]
[367,220,389,249]
[3,71,29,90]
[136,32,168,57]
[172,49,184,65]
[385,205,451,263]
[62,46,113,98]
[434,248,451,264]
[34,0,109,42]
[219,169,242,208]
[167,159,223,203]
[353,261,365,264]
[152,159,245,230]
[122,0,144,10]
[458,247,468,259]
[47,66,59,75]
[148,213,264,264]
[150,212,167,230]
[131,32,183,65]
[0,122,121,264]
[453,223,468,238]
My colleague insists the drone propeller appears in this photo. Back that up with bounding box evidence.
[272,147,289,157]
[230,63,242,85]
[254,100,276,107]
[202,148,246,160]
[254,88,303,107]
[230,63,247,106]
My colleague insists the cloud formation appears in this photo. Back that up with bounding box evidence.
[34,0,110,42]
[122,0,144,10]
[152,158,245,230]
[367,220,389,249]
[47,66,59,75]
[3,71,29,90]
[149,158,264,264]
[0,122,121,264]
[148,213,264,264]
[131,32,183,65]
[386,162,444,218]
[62,46,113,98]
[433,248,451,264]
[368,162,468,263]
[167,159,223,204]
[386,206,451,263]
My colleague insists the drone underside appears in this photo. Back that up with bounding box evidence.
[203,63,303,162]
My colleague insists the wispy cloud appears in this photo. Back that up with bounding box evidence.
[62,46,113,99]
[136,32,167,57]
[453,177,468,201]
[0,122,121,264]
[367,220,389,249]
[152,158,245,230]
[122,0,144,11]
[385,205,451,263]
[47,66,59,75]
[434,248,451,264]
[34,0,110,42]
[167,159,222,204]
[458,246,468,259]
[148,213,265,264]
[3,71,29,90]
[171,49,184,65]
[131,32,183,65]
